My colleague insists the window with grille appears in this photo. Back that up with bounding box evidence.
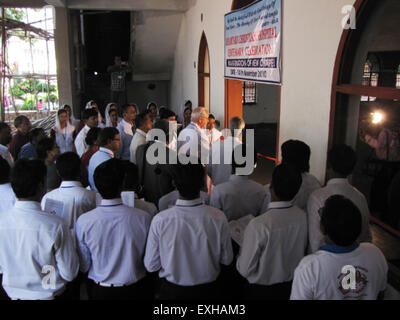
[242,81,256,104]
[396,65,400,88]
[361,59,379,102]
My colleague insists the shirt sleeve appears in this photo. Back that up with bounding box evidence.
[144,218,162,273]
[236,220,264,280]
[54,222,79,282]
[209,188,223,210]
[290,260,315,300]
[307,193,325,253]
[74,220,92,273]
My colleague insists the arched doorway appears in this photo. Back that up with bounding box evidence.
[330,0,400,233]
[198,32,210,111]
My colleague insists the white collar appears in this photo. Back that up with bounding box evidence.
[0,144,8,151]
[267,201,294,210]
[327,178,349,186]
[60,181,83,188]
[121,119,133,128]
[176,198,203,207]
[14,201,42,211]
[136,129,147,138]
[99,198,123,207]
[99,147,114,157]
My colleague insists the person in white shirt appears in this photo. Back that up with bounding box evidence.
[207,114,222,145]
[0,157,16,212]
[210,147,265,221]
[237,164,307,300]
[75,159,152,300]
[291,195,388,300]
[61,104,80,128]
[0,159,79,300]
[281,140,321,211]
[117,104,137,161]
[144,162,233,300]
[207,116,245,186]
[158,189,209,211]
[104,102,121,128]
[88,127,120,191]
[85,100,104,127]
[130,113,152,164]
[41,152,97,229]
[177,107,210,164]
[0,122,13,167]
[74,108,99,157]
[307,144,372,253]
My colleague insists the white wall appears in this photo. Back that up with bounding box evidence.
[170,0,231,123]
[279,0,356,183]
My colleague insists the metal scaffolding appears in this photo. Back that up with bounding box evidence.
[0,7,55,123]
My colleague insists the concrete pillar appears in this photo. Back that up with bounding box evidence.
[54,7,75,115]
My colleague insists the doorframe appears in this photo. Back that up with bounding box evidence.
[198,32,210,111]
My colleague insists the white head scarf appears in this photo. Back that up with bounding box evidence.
[60,104,78,126]
[104,102,118,127]
[54,109,75,134]
[179,99,192,124]
[146,101,158,115]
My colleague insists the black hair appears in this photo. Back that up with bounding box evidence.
[0,157,11,184]
[320,195,362,246]
[209,114,215,120]
[11,159,47,198]
[135,113,150,130]
[36,137,56,160]
[271,163,302,201]
[153,119,170,142]
[94,158,125,199]
[82,108,98,121]
[98,127,119,147]
[14,115,29,128]
[56,152,81,181]
[121,104,136,114]
[0,122,10,132]
[28,128,45,143]
[172,162,204,200]
[231,144,258,175]
[160,109,176,120]
[281,140,311,173]
[108,108,117,116]
[122,161,140,192]
[185,100,192,107]
[57,109,67,117]
[85,127,102,147]
[328,144,357,176]
[184,107,191,114]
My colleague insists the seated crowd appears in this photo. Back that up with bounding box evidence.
[0,100,389,300]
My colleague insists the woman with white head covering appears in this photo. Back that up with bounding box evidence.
[104,102,121,127]
[50,109,76,154]
[61,104,80,128]
[146,101,158,124]
[85,100,104,127]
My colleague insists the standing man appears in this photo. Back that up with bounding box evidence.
[88,127,120,191]
[74,108,99,158]
[117,104,137,161]
[107,56,132,107]
[130,113,152,164]
[9,115,31,160]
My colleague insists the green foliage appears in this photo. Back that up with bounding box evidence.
[4,8,25,22]
[21,98,36,111]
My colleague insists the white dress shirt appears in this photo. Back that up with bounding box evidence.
[41,181,97,229]
[208,128,222,144]
[118,119,134,161]
[0,201,79,300]
[290,243,388,300]
[210,175,266,221]
[207,136,242,186]
[177,122,210,163]
[158,190,210,211]
[236,201,308,286]
[121,191,158,217]
[293,172,321,211]
[75,198,151,286]
[88,147,114,191]
[144,198,233,286]
[0,183,17,212]
[0,144,13,167]
[307,178,373,253]
[130,129,148,164]
[74,125,91,158]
